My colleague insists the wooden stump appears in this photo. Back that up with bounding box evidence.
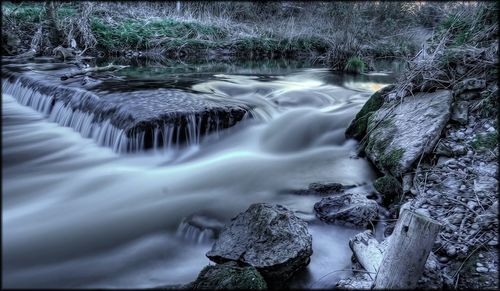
[372,209,441,289]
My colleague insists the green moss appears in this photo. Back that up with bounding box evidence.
[345,84,395,140]
[471,132,498,151]
[191,264,267,290]
[344,56,365,74]
[373,175,402,206]
[380,148,405,176]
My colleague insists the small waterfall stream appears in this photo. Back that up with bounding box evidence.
[2,58,401,288]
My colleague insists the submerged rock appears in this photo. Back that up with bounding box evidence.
[189,262,267,290]
[314,193,378,228]
[290,182,348,195]
[364,90,453,176]
[206,203,312,283]
[2,67,250,152]
[175,214,225,244]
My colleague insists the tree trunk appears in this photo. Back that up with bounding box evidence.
[349,230,384,277]
[372,209,441,289]
[46,1,62,45]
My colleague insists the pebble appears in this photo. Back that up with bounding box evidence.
[460,185,466,191]
[487,240,498,246]
[456,132,465,139]
[438,256,449,263]
[476,262,484,267]
[467,201,478,210]
[476,266,489,273]
[446,245,457,257]
[465,128,473,135]
[487,127,495,132]
[467,150,474,157]
[479,254,484,258]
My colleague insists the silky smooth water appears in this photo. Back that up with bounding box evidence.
[2,58,400,288]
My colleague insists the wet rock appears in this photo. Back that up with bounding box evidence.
[373,175,402,206]
[206,203,312,283]
[314,193,378,227]
[364,90,453,176]
[291,182,346,195]
[345,84,395,140]
[2,69,250,152]
[308,182,345,194]
[190,262,267,290]
[176,214,225,243]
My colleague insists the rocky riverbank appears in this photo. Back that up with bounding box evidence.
[337,9,498,288]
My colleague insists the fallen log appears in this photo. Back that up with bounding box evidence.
[372,209,441,289]
[60,64,129,80]
[349,230,383,277]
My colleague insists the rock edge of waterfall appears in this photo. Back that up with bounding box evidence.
[341,36,498,288]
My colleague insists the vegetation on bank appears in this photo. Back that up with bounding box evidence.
[2,1,458,71]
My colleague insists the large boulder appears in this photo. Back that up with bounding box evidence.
[189,262,267,290]
[2,64,250,152]
[364,90,453,177]
[314,193,378,228]
[206,203,312,283]
[345,84,395,140]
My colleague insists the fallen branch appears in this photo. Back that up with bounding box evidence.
[60,64,129,80]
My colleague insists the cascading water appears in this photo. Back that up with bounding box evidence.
[2,58,401,288]
[2,73,252,154]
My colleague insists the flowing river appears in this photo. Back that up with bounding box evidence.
[2,57,401,288]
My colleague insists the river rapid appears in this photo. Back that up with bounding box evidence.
[2,58,400,288]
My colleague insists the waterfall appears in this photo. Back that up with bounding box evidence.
[2,77,250,153]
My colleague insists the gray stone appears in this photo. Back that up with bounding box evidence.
[474,176,498,194]
[402,173,414,194]
[476,267,489,273]
[206,203,312,282]
[453,78,486,96]
[314,193,378,227]
[364,90,453,176]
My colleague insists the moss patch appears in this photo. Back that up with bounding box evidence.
[380,148,405,176]
[344,56,365,74]
[373,175,402,206]
[345,84,395,140]
[471,132,498,152]
[190,264,267,290]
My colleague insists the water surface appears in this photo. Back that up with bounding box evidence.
[2,58,399,288]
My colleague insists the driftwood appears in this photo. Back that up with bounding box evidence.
[349,230,384,277]
[372,209,441,289]
[60,64,129,80]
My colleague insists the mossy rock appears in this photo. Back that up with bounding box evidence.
[373,175,402,206]
[190,263,267,290]
[345,84,395,140]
